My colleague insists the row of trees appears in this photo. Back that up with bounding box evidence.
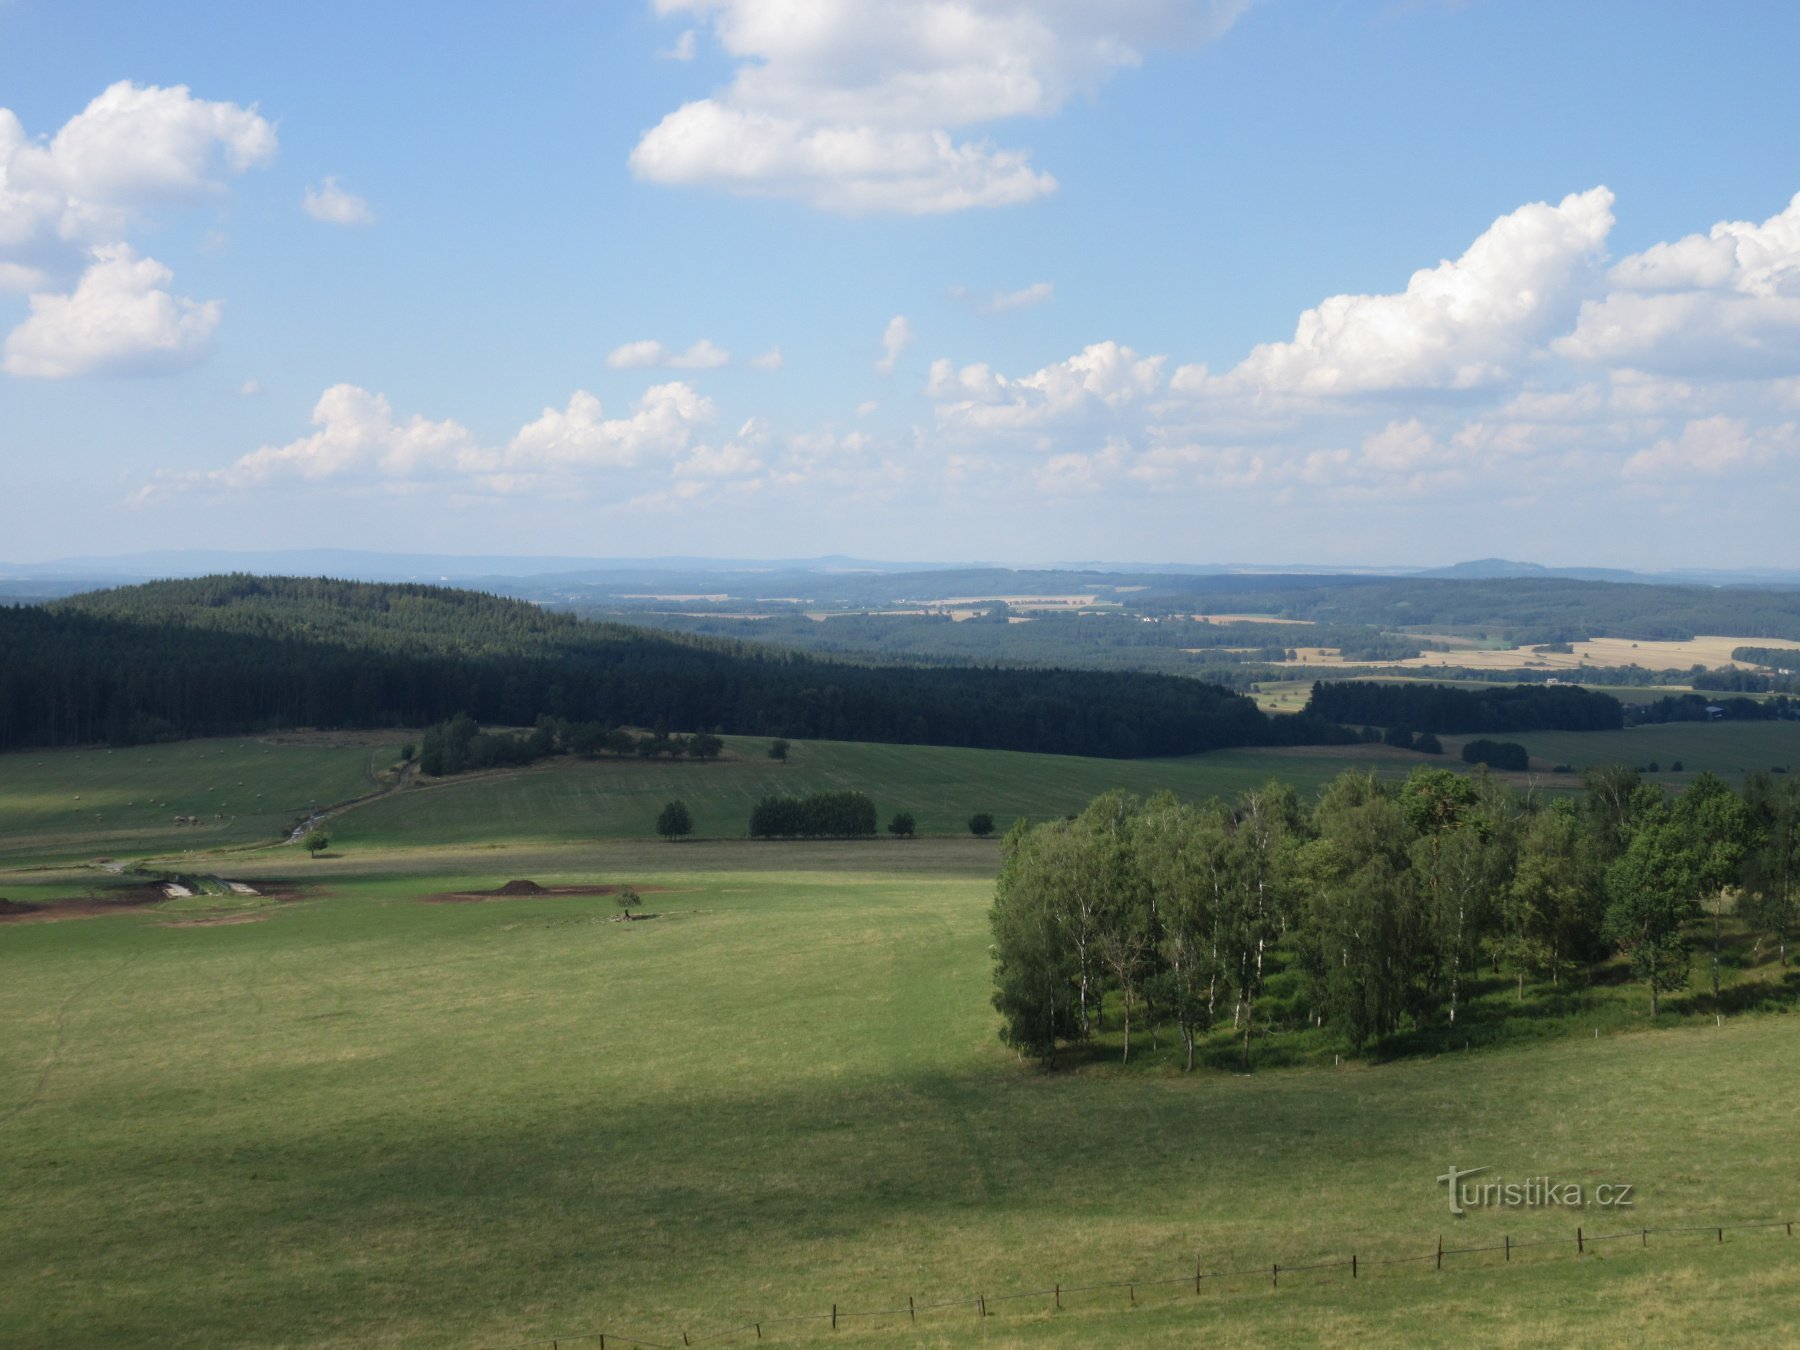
[658,801,994,840]
[990,767,1799,1069]
[417,712,723,777]
[1306,681,1624,734]
[749,791,879,838]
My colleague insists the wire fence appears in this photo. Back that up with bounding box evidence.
[491,1215,1797,1348]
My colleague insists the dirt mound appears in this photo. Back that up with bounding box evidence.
[0,898,37,916]
[420,883,675,905]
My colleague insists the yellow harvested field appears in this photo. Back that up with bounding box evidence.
[917,593,1124,607]
[1304,634,1800,672]
[1189,613,1311,625]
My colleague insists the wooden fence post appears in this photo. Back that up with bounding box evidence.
[1272,1263,1279,1287]
[1436,1235,1443,1270]
[908,1296,915,1325]
[1717,1227,1724,1244]
[1577,1226,1584,1254]
[1504,1234,1510,1262]
[1195,1254,1203,1294]
[1351,1253,1357,1280]
[831,1303,837,1330]
[1128,1282,1135,1306]
[977,1294,986,1319]
[1054,1283,1061,1310]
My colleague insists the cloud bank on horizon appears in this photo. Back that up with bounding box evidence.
[149,184,1800,523]
[3,0,1798,564]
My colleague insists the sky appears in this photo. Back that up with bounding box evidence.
[2,0,1798,568]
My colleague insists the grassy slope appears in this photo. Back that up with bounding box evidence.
[1451,721,1800,777]
[331,736,1422,849]
[1,841,1796,1346]
[0,736,402,866]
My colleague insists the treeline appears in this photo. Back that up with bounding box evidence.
[1306,681,1623,733]
[0,576,1352,759]
[417,712,722,777]
[1729,647,1800,670]
[748,791,878,839]
[602,607,1425,677]
[991,768,1799,1068]
[1628,693,1799,726]
[1693,668,1800,695]
[1129,574,1800,644]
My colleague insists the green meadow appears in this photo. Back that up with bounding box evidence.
[0,735,399,866]
[328,736,1414,850]
[3,730,1798,1346]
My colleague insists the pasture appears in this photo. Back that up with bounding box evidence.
[324,736,1421,850]
[0,735,403,866]
[4,730,1799,1344]
[3,836,1797,1347]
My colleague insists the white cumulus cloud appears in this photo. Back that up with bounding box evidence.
[1556,192,1800,377]
[1216,188,1615,396]
[3,244,220,379]
[0,82,275,255]
[202,382,719,492]
[631,0,1243,214]
[606,337,733,369]
[875,314,914,375]
[2,82,273,379]
[302,177,376,226]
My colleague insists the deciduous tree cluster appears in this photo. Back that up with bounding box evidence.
[991,767,1798,1067]
[748,791,878,839]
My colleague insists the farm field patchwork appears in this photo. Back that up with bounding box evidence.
[1300,634,1800,672]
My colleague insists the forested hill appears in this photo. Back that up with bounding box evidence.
[0,575,1344,758]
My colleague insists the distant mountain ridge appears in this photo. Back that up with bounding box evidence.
[4,550,1799,593]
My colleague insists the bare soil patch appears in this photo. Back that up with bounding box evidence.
[157,913,274,928]
[0,882,300,924]
[419,881,675,905]
[0,883,168,924]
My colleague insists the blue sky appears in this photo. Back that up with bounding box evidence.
[3,0,1798,566]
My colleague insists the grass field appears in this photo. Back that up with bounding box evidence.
[324,736,1426,851]
[5,732,1800,1345]
[0,735,404,866]
[1444,722,1800,782]
[2,836,1796,1347]
[6,724,1797,869]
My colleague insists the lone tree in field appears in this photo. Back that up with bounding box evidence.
[303,829,329,858]
[615,886,641,918]
[657,799,693,841]
[769,738,790,762]
[969,812,996,838]
[888,811,916,838]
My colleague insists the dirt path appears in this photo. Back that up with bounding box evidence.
[286,754,416,844]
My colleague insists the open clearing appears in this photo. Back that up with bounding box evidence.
[0,736,402,866]
[2,837,1797,1347]
[4,729,1799,1344]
